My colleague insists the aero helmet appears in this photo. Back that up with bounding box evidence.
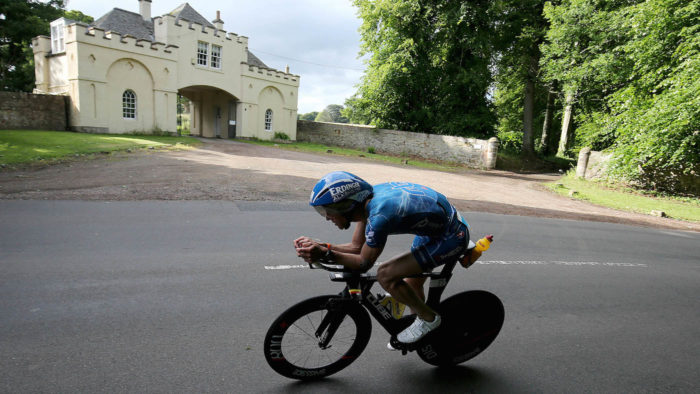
[309,171,373,217]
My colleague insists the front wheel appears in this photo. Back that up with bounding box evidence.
[263,295,372,380]
[418,290,504,366]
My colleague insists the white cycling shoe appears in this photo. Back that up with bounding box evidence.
[397,314,441,344]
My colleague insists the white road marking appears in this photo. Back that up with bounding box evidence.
[478,261,647,267]
[264,261,648,270]
[264,264,309,270]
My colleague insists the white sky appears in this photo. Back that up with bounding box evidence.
[65,0,366,114]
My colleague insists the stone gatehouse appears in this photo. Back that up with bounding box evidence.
[32,0,300,139]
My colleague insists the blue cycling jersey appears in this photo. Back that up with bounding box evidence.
[364,182,465,248]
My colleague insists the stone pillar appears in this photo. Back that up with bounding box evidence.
[485,137,499,170]
[576,147,591,178]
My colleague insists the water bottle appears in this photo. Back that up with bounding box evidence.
[378,294,406,319]
[460,235,493,268]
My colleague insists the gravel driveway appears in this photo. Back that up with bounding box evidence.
[1,138,697,232]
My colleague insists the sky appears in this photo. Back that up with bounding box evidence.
[64,0,367,114]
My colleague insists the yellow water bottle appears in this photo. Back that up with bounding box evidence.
[460,235,493,268]
[377,294,406,319]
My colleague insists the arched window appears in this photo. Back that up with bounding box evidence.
[264,109,273,131]
[122,90,136,119]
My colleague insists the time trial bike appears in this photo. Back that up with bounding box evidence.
[263,242,504,380]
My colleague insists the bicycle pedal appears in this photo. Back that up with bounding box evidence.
[389,337,410,354]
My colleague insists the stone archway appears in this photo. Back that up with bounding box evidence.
[178,85,238,138]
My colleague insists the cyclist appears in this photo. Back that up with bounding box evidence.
[294,171,470,344]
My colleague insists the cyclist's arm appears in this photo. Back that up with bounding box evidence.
[328,218,366,255]
[293,219,366,256]
[295,219,383,270]
[330,242,383,271]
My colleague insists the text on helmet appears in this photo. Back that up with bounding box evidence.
[329,182,361,202]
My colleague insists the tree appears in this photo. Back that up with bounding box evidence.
[0,0,66,92]
[298,111,319,121]
[352,0,496,137]
[64,10,93,24]
[540,0,638,156]
[342,95,372,125]
[538,80,558,155]
[315,104,348,123]
[492,0,550,155]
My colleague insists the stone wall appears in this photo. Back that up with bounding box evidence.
[297,120,499,169]
[577,148,699,196]
[0,91,68,131]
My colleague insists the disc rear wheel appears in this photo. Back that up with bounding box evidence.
[417,290,504,366]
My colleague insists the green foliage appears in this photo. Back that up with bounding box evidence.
[352,0,496,137]
[273,132,290,140]
[547,172,700,222]
[367,146,376,154]
[342,96,373,125]
[64,9,93,23]
[496,131,523,154]
[0,0,66,92]
[315,104,348,123]
[492,1,550,154]
[298,111,319,121]
[540,0,700,195]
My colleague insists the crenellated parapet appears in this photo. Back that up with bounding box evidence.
[68,23,178,60]
[154,14,249,46]
[243,63,299,84]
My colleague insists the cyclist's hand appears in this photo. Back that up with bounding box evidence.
[296,244,324,263]
[294,236,322,262]
[294,236,315,250]
[294,236,316,260]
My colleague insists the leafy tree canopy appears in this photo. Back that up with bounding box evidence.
[1,0,66,91]
[315,104,348,123]
[540,0,699,194]
[351,0,496,137]
[298,111,319,121]
[64,9,93,24]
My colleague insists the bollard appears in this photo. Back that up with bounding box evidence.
[485,137,499,170]
[576,147,591,178]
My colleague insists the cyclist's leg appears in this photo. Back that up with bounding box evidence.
[403,235,429,309]
[391,227,468,319]
[405,277,426,303]
[376,251,437,322]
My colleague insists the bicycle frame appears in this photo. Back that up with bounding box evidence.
[316,258,460,340]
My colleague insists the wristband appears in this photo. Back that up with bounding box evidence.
[324,243,333,259]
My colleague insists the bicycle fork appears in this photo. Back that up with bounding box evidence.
[315,298,354,349]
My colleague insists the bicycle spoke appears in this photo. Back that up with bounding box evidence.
[279,310,358,369]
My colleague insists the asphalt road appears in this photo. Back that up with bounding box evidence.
[1,200,699,393]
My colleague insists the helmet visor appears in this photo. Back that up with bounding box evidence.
[313,200,356,217]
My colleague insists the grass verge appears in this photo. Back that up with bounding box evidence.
[239,139,468,173]
[545,172,700,222]
[0,130,200,167]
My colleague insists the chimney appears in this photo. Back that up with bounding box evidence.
[213,10,224,30]
[139,0,152,21]
[285,65,290,74]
